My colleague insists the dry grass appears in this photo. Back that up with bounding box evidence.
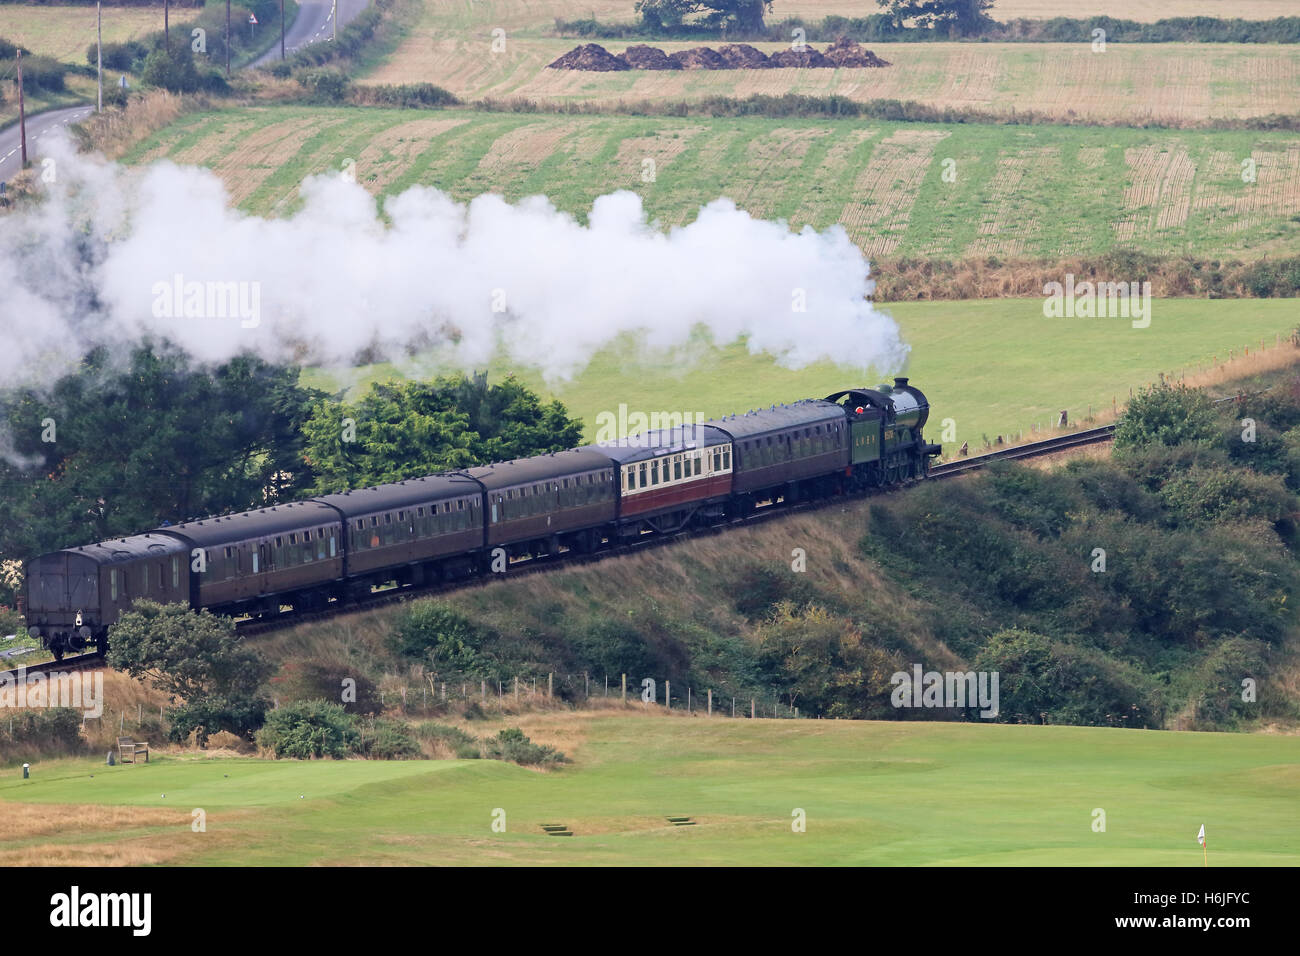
[0,801,189,843]
[78,89,193,159]
[0,5,164,64]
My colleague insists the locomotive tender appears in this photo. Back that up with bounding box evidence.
[23,380,939,658]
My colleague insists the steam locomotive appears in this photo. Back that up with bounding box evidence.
[23,380,939,658]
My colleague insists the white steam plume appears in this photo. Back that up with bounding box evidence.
[0,135,908,384]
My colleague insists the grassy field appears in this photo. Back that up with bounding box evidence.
[1,712,1297,864]
[356,0,1300,125]
[0,4,164,64]
[297,299,1300,452]
[121,106,1300,260]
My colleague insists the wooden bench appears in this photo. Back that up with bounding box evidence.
[117,737,150,764]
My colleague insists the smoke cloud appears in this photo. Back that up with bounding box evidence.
[0,135,908,385]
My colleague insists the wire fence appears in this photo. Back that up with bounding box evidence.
[368,672,803,720]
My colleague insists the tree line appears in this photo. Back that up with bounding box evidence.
[0,342,583,606]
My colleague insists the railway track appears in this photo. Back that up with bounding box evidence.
[0,651,105,685]
[929,425,1117,478]
[234,424,1119,638]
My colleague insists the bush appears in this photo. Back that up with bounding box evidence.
[167,695,268,747]
[390,601,493,675]
[256,700,359,758]
[355,82,459,109]
[295,67,351,102]
[2,708,84,752]
[8,54,67,93]
[485,727,565,766]
[88,40,148,72]
[415,721,480,758]
[1114,382,1218,454]
[357,717,421,759]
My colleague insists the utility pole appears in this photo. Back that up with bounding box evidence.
[280,0,285,60]
[225,0,231,76]
[164,0,170,53]
[332,0,337,42]
[16,48,27,168]
[96,1,103,112]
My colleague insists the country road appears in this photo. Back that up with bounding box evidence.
[0,105,95,183]
[0,0,371,185]
[251,0,372,69]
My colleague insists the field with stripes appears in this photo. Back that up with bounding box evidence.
[123,106,1300,261]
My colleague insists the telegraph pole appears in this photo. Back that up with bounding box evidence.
[225,0,231,76]
[164,0,170,53]
[16,48,27,167]
[280,0,285,60]
[97,1,103,112]
[332,0,337,42]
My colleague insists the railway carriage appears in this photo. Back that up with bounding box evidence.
[317,473,483,591]
[707,400,849,510]
[24,533,190,658]
[166,501,344,617]
[468,448,617,559]
[595,424,733,536]
[22,382,940,655]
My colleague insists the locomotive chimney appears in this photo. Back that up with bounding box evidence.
[894,376,909,389]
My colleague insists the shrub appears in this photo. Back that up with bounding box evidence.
[256,700,359,758]
[295,68,350,102]
[415,721,480,758]
[355,82,458,108]
[357,717,421,759]
[88,40,148,72]
[167,695,268,747]
[390,601,493,674]
[485,727,565,766]
[1114,382,1218,453]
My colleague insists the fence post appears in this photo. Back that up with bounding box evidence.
[731,697,735,717]
[548,673,553,699]
[665,680,670,709]
[441,682,446,702]
[138,703,142,725]
[688,687,691,713]
[708,689,712,716]
[751,699,755,719]
[514,677,518,700]
[481,680,486,700]
[621,673,626,703]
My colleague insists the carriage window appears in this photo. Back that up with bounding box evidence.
[110,569,118,600]
[172,557,180,589]
[276,537,283,548]
[674,459,682,481]
[651,462,659,485]
[371,516,378,527]
[330,537,337,557]
[252,552,259,573]
[724,449,731,469]
[142,565,149,591]
[289,533,297,544]
[385,513,392,524]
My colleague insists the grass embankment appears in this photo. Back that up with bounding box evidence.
[0,712,1296,865]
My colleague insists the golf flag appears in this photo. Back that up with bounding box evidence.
[1197,824,1205,846]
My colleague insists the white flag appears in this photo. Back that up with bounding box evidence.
[1197,824,1205,846]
